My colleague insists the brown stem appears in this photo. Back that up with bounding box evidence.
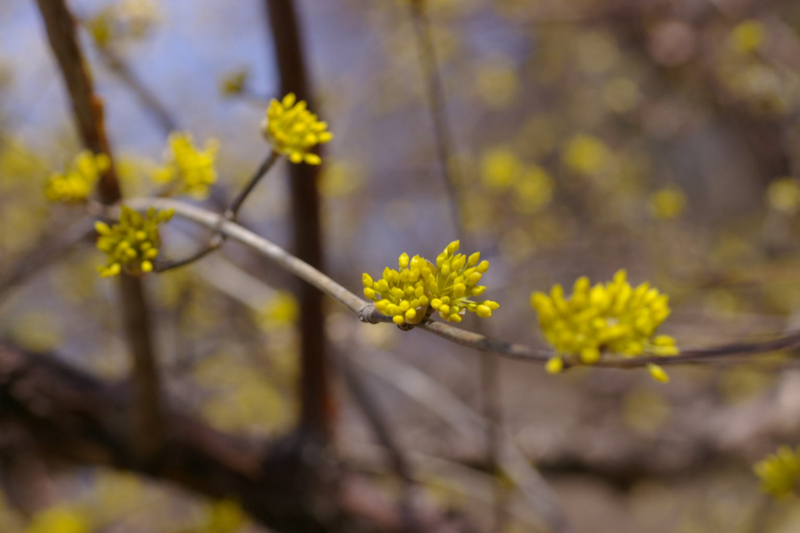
[34,0,164,458]
[264,0,333,442]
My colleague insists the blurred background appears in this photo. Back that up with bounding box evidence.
[4,0,800,531]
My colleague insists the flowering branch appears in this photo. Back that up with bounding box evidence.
[123,197,800,369]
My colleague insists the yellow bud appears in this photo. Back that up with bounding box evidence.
[546,357,564,374]
[439,304,450,315]
[405,308,416,321]
[362,273,374,287]
[364,288,376,299]
[647,364,670,383]
[468,252,481,266]
[393,315,405,325]
[399,253,410,268]
[477,260,490,273]
[476,304,492,318]
[431,298,442,310]
[580,347,600,364]
[446,240,460,254]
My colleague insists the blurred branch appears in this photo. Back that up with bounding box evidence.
[0,216,94,302]
[408,2,507,526]
[351,348,571,533]
[338,353,420,529]
[124,197,800,368]
[93,45,178,134]
[0,341,464,533]
[264,0,333,443]
[34,0,164,459]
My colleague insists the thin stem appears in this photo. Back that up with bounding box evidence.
[225,151,280,219]
[155,151,279,273]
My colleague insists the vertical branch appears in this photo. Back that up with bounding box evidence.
[264,0,333,441]
[409,1,507,530]
[35,0,164,458]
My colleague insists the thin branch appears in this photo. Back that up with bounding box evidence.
[94,45,178,134]
[35,0,164,458]
[408,0,462,234]
[122,197,800,369]
[155,151,279,273]
[337,353,420,529]
[226,150,280,219]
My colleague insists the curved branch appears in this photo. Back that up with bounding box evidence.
[122,197,800,369]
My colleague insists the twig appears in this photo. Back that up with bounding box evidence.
[123,197,800,368]
[155,151,279,273]
[34,0,164,458]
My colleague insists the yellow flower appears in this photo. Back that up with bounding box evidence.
[363,253,430,326]
[45,150,110,202]
[562,134,611,175]
[95,205,173,277]
[649,185,687,220]
[153,132,219,199]
[730,20,765,54]
[261,93,333,165]
[363,241,499,326]
[26,506,90,533]
[531,270,678,377]
[426,240,499,323]
[755,445,800,498]
[767,177,800,214]
[206,499,246,533]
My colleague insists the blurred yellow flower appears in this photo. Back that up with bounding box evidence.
[562,134,611,174]
[206,499,246,533]
[755,445,800,498]
[767,177,800,214]
[513,166,554,214]
[480,148,521,190]
[730,20,765,54]
[475,58,519,108]
[531,270,678,379]
[95,205,173,277]
[45,150,110,203]
[262,93,333,165]
[26,506,89,533]
[153,132,219,199]
[649,185,687,219]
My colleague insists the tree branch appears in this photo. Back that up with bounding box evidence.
[35,0,164,458]
[122,197,800,369]
[264,0,333,442]
[0,341,464,533]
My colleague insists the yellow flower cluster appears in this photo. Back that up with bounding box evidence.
[26,505,90,533]
[363,241,499,326]
[261,93,332,165]
[45,151,110,203]
[95,206,173,277]
[153,132,219,199]
[531,270,678,380]
[754,445,800,498]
